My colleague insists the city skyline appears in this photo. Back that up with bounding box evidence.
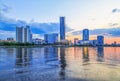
[1,16,120,44]
[1,1,120,81]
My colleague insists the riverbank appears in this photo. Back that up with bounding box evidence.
[1,45,120,48]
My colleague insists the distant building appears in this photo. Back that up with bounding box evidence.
[97,36,104,46]
[33,38,45,45]
[76,40,97,46]
[74,38,79,45]
[57,40,70,45]
[16,26,32,43]
[92,40,97,46]
[60,17,65,40]
[44,33,58,44]
[7,37,14,41]
[83,29,89,41]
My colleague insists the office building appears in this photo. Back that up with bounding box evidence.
[97,36,104,46]
[24,26,32,43]
[16,27,24,43]
[83,29,89,41]
[16,26,32,43]
[44,33,58,44]
[33,38,45,45]
[7,37,14,41]
[60,17,65,40]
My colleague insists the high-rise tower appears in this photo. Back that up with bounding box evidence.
[16,27,24,43]
[97,36,104,46]
[83,29,89,41]
[16,26,32,43]
[60,17,65,40]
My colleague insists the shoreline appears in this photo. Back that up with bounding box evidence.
[1,45,120,48]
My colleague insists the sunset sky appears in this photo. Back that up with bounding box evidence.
[0,0,120,43]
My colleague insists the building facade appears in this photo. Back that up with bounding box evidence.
[16,27,24,43]
[44,33,58,44]
[16,26,32,43]
[24,26,32,43]
[33,38,45,45]
[83,29,89,41]
[97,36,104,46]
[7,37,14,42]
[7,37,14,41]
[60,17,65,40]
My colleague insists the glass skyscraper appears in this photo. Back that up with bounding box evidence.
[83,29,89,41]
[97,36,104,46]
[44,33,58,44]
[60,17,65,40]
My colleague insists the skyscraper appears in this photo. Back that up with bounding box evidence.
[16,27,24,43]
[97,36,104,46]
[83,29,89,41]
[24,26,32,43]
[60,17,65,40]
[16,26,32,43]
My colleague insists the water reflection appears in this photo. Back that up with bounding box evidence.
[97,46,104,62]
[59,47,66,80]
[44,47,58,65]
[1,47,120,81]
[15,47,32,67]
[82,47,89,62]
[6,48,14,54]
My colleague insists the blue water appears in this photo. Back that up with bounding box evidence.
[0,47,120,81]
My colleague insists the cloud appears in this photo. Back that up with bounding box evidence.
[0,11,73,39]
[90,28,120,37]
[108,23,119,27]
[1,4,11,13]
[112,8,120,13]
[71,27,120,37]
[29,22,73,34]
[0,2,11,13]
[0,30,15,40]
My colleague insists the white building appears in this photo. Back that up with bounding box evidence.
[16,26,32,43]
